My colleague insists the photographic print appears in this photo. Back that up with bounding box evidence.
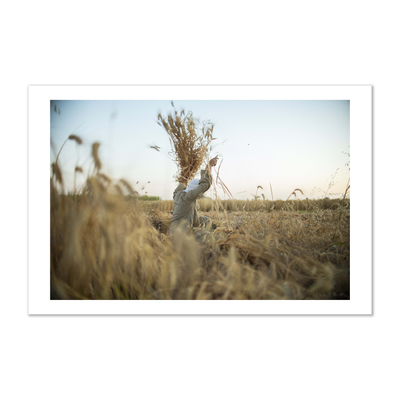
[28,85,371,314]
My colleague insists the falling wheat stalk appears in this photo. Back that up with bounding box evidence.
[214,159,233,200]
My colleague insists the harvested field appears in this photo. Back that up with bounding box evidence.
[51,177,350,300]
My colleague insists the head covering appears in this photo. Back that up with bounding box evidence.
[183,179,199,193]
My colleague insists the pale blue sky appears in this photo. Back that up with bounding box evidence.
[50,100,350,200]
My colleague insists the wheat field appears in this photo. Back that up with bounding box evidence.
[51,150,350,300]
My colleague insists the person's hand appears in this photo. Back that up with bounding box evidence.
[209,157,218,167]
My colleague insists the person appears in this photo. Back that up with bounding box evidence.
[168,158,218,237]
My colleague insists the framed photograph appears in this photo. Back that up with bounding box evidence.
[28,85,371,315]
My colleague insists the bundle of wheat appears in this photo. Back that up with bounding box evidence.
[153,105,215,183]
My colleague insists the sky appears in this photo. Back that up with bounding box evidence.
[50,100,350,201]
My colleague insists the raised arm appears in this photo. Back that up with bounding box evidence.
[184,158,218,202]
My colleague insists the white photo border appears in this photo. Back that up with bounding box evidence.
[28,85,371,315]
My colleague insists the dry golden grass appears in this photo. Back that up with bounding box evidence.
[51,143,350,300]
